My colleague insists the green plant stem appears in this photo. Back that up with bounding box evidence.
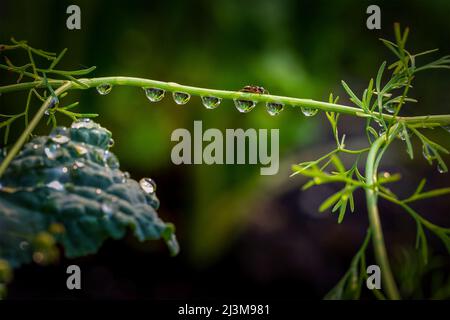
[1,77,450,127]
[0,81,72,178]
[365,130,401,300]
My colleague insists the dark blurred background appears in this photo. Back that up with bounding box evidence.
[0,0,449,299]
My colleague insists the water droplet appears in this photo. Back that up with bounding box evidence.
[266,102,284,116]
[74,144,88,156]
[104,151,119,169]
[44,97,59,115]
[442,125,450,133]
[144,87,165,102]
[19,241,29,250]
[71,118,98,129]
[383,104,397,114]
[96,83,112,95]
[234,99,257,113]
[50,134,70,144]
[379,128,386,136]
[95,188,102,195]
[108,138,115,147]
[422,143,435,162]
[139,178,156,194]
[72,160,85,170]
[47,180,64,191]
[32,144,40,150]
[62,167,68,174]
[437,163,447,173]
[301,106,318,117]
[101,200,116,217]
[201,96,222,109]
[44,144,59,160]
[172,92,190,105]
[398,127,411,141]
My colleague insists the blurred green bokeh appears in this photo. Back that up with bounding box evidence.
[1,0,449,267]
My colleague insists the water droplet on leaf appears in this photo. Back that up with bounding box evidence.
[44,145,59,160]
[234,99,256,113]
[96,83,112,95]
[50,134,70,144]
[301,106,318,117]
[71,118,97,129]
[266,102,284,116]
[108,138,115,147]
[172,92,190,105]
[47,180,64,191]
[144,87,165,102]
[139,178,156,194]
[201,96,222,109]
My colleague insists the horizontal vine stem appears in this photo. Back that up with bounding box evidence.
[1,77,450,126]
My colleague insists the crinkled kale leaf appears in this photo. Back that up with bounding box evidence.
[0,119,178,269]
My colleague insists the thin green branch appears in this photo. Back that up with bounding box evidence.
[0,82,72,178]
[365,128,401,300]
[1,77,450,127]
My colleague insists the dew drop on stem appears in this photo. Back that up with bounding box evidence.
[234,99,257,113]
[437,163,447,173]
[383,104,397,114]
[422,143,434,162]
[201,96,222,109]
[139,177,157,194]
[96,83,112,95]
[266,102,284,116]
[144,87,165,102]
[172,92,190,105]
[300,106,318,117]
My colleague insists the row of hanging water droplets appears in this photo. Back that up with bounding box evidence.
[95,83,319,117]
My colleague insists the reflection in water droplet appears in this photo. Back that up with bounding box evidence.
[74,144,88,156]
[51,134,70,144]
[301,106,318,117]
[422,143,434,161]
[234,99,256,113]
[201,96,222,109]
[398,127,411,141]
[144,87,165,102]
[101,200,116,217]
[62,167,68,173]
[104,151,119,169]
[44,144,59,160]
[266,102,284,116]
[71,118,97,129]
[139,178,157,194]
[96,83,112,95]
[108,138,115,147]
[47,180,64,191]
[383,104,397,114]
[172,92,191,105]
[437,163,447,173]
[72,160,85,170]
